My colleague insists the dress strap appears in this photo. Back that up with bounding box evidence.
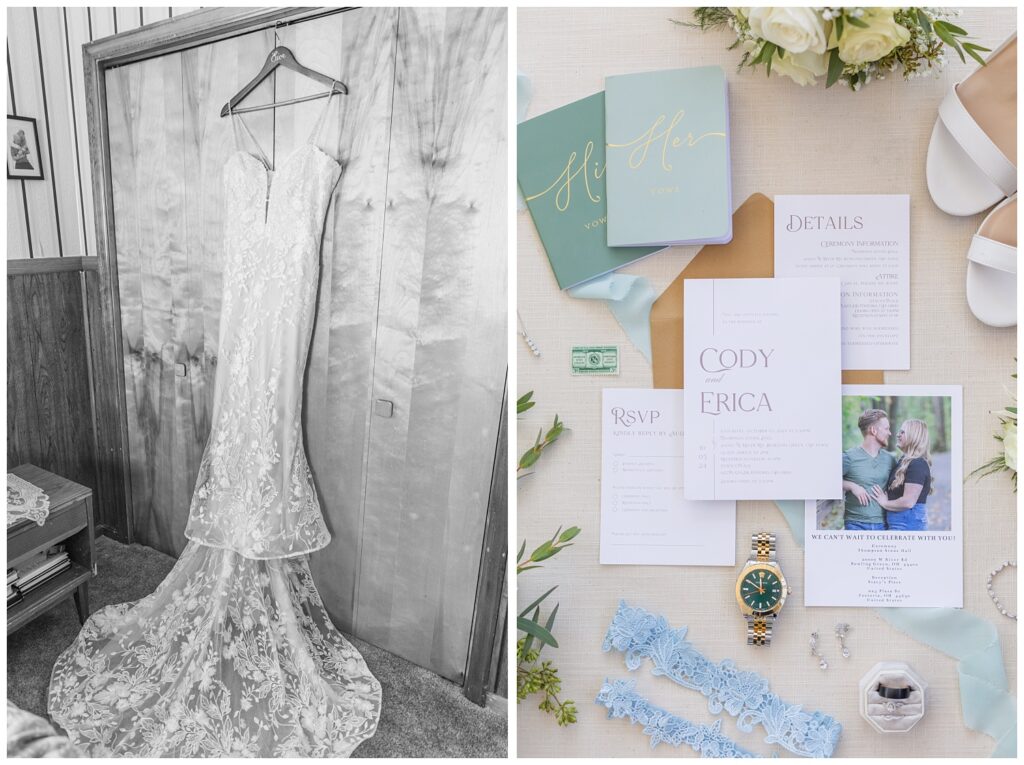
[229,104,271,168]
[307,85,337,148]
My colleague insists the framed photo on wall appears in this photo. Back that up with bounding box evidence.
[7,115,44,180]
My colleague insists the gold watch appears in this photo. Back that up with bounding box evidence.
[735,532,790,646]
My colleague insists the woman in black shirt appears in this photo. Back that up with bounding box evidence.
[870,419,932,531]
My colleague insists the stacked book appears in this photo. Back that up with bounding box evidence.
[518,66,732,289]
[8,547,70,606]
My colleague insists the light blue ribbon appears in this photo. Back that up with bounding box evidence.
[518,71,658,360]
[775,500,1016,757]
[567,274,656,360]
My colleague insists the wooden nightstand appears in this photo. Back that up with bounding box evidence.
[7,464,96,635]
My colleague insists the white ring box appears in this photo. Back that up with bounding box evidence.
[859,661,927,733]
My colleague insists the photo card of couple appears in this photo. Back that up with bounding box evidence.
[804,385,963,608]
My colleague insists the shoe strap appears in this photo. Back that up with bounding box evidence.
[969,234,1017,274]
[939,86,1017,197]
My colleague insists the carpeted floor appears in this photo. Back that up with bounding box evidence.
[7,536,507,758]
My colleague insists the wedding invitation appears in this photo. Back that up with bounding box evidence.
[804,385,963,608]
[774,195,910,370]
[601,388,735,565]
[517,92,662,289]
[683,277,842,501]
[604,66,732,247]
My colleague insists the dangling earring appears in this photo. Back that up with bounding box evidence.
[835,623,851,659]
[810,631,828,669]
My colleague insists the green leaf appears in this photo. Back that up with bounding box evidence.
[530,540,555,561]
[940,21,968,36]
[835,14,844,40]
[933,22,965,62]
[517,565,541,573]
[518,615,559,648]
[517,539,527,563]
[518,448,541,469]
[558,526,582,543]
[516,391,535,414]
[826,48,843,89]
[538,603,560,656]
[762,42,777,75]
[519,585,558,617]
[1006,406,1017,414]
[964,45,988,67]
[847,14,869,29]
[915,8,931,34]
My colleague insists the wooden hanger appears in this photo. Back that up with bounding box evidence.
[220,44,348,117]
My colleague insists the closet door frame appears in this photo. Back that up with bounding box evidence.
[83,6,353,545]
[83,6,509,704]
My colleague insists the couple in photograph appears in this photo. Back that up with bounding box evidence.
[842,409,934,531]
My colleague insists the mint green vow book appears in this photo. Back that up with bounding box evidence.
[518,92,663,290]
[605,66,732,247]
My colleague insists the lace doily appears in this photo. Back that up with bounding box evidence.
[7,474,50,528]
[604,600,842,758]
[597,679,757,757]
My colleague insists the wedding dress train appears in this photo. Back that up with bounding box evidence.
[48,92,382,756]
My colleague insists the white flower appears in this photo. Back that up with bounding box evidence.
[1003,420,1017,472]
[772,48,829,86]
[747,7,827,54]
[742,40,827,87]
[835,8,911,65]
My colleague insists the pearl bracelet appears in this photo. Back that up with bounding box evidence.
[986,561,1016,620]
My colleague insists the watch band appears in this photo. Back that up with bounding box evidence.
[745,613,775,646]
[751,532,776,563]
[746,533,777,647]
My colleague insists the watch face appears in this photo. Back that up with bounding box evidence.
[739,567,783,613]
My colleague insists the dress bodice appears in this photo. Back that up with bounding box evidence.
[185,94,342,559]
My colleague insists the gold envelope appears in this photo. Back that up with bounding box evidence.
[650,192,884,388]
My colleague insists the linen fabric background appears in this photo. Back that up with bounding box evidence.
[516,6,1017,758]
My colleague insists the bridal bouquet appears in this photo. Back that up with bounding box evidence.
[688,7,989,90]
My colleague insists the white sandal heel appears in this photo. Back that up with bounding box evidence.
[926,33,1016,216]
[966,194,1016,327]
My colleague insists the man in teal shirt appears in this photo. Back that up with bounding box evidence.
[842,409,897,530]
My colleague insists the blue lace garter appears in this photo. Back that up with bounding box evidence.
[597,679,757,757]
[602,601,842,758]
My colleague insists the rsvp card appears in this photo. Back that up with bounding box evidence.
[601,388,735,565]
[774,194,910,370]
[683,278,842,501]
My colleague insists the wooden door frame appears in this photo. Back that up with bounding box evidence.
[463,374,509,705]
[82,7,510,696]
[81,7,354,544]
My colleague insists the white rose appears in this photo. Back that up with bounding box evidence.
[1003,420,1017,472]
[747,7,827,55]
[772,49,829,87]
[741,40,827,87]
[836,8,911,65]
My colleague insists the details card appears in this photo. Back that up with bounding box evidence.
[804,385,963,608]
[601,388,735,565]
[683,277,842,501]
[774,194,910,370]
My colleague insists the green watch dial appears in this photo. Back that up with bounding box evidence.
[740,568,782,613]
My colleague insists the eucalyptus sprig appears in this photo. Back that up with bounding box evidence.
[517,640,578,726]
[517,391,567,476]
[517,526,581,726]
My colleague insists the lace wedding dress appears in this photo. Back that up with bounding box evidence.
[48,92,382,757]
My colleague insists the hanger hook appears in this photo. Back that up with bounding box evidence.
[274,20,280,48]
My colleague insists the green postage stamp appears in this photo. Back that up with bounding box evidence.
[571,345,619,376]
